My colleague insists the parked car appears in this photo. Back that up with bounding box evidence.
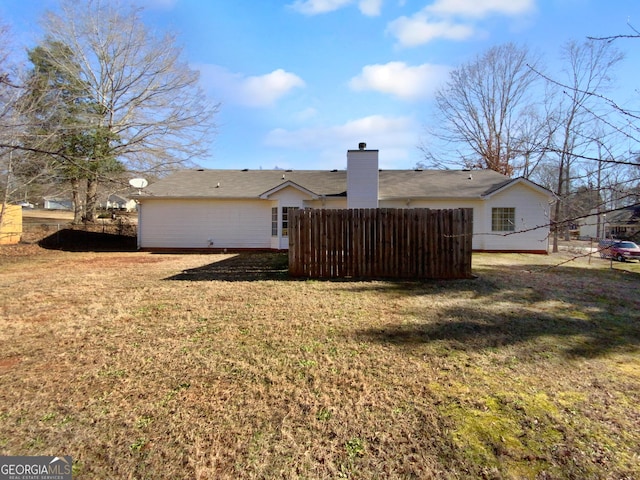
[600,240,640,262]
[17,201,34,209]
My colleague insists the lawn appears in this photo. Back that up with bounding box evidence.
[0,246,639,479]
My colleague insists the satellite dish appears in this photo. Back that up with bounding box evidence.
[129,178,148,189]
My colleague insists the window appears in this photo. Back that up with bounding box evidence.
[492,207,515,232]
[282,207,296,237]
[271,207,278,236]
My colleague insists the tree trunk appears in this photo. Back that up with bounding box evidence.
[563,161,571,241]
[596,145,602,239]
[71,177,82,224]
[0,150,13,229]
[552,157,564,253]
[85,175,98,223]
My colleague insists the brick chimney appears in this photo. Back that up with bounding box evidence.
[347,142,379,209]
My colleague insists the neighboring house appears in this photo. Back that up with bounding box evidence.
[135,145,553,253]
[43,197,73,210]
[580,204,640,240]
[105,194,137,212]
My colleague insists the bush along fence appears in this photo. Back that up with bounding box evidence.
[288,208,473,280]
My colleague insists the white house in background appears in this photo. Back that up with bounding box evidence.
[43,197,73,210]
[135,144,553,253]
[105,194,137,212]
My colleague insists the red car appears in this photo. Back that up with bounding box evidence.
[601,241,640,262]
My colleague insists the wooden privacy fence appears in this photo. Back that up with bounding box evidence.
[288,208,473,279]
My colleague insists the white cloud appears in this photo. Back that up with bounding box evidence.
[289,0,382,16]
[358,0,383,16]
[349,61,450,100]
[196,65,305,108]
[242,70,306,107]
[387,15,474,47]
[289,0,352,15]
[387,0,535,47]
[264,114,419,168]
[427,0,535,18]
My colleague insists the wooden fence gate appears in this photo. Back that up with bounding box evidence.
[288,208,473,279]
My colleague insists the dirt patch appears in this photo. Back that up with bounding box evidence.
[0,357,20,372]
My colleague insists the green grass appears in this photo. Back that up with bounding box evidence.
[0,248,638,479]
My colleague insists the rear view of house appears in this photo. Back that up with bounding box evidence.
[135,144,552,253]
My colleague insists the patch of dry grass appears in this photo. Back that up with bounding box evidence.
[0,248,639,479]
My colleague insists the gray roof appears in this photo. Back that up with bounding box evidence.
[138,168,536,200]
[607,204,640,225]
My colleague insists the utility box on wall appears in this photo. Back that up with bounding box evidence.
[0,205,22,245]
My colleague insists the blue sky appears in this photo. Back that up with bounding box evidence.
[2,0,640,171]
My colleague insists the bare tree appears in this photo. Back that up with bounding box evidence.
[421,43,543,176]
[0,23,42,229]
[0,24,16,220]
[545,39,624,251]
[33,0,219,221]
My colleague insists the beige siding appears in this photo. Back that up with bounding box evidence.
[139,198,271,249]
[269,186,309,206]
[303,198,347,209]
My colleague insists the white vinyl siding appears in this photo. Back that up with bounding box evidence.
[482,186,550,252]
[137,180,550,252]
[138,199,272,249]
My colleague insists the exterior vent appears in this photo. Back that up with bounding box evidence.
[358,142,366,150]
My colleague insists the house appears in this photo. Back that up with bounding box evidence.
[43,197,73,210]
[580,204,640,241]
[105,194,137,212]
[135,144,553,253]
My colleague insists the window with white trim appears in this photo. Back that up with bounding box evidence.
[271,207,278,236]
[492,207,515,232]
